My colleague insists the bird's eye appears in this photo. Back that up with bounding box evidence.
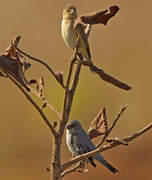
[69,8,75,14]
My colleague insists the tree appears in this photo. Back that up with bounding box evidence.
[0,5,151,180]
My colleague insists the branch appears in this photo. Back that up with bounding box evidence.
[96,104,127,148]
[60,163,81,179]
[79,61,132,90]
[5,71,57,137]
[59,35,81,135]
[25,81,62,119]
[61,121,152,170]
[50,36,82,180]
[13,46,65,89]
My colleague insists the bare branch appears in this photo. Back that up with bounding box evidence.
[5,71,57,137]
[51,36,82,180]
[96,104,127,148]
[61,121,152,170]
[60,163,81,179]
[13,46,65,89]
[59,35,81,135]
[85,24,92,39]
[25,80,62,119]
[79,61,132,90]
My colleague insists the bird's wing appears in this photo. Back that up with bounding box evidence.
[72,130,96,155]
[71,133,88,155]
[71,130,97,167]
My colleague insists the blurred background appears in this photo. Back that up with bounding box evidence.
[0,0,151,180]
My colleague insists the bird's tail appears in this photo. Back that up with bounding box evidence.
[94,154,119,174]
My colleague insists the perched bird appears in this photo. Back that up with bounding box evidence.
[66,120,118,174]
[61,5,92,63]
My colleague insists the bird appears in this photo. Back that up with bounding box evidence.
[61,4,92,63]
[66,120,119,174]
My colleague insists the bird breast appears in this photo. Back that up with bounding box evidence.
[62,19,77,49]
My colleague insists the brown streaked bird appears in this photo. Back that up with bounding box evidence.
[61,5,92,62]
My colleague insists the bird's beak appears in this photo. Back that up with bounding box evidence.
[69,9,75,14]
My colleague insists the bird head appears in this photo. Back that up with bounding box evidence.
[63,5,77,20]
[66,120,82,133]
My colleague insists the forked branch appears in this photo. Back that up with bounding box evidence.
[61,121,152,171]
[5,71,57,137]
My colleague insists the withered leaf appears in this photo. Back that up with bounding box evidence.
[21,58,31,72]
[39,77,45,88]
[53,121,57,128]
[0,36,30,91]
[74,5,120,30]
[42,102,47,109]
[39,77,45,95]
[56,71,64,85]
[0,55,30,91]
[84,64,131,90]
[46,167,50,172]
[88,107,108,139]
[29,79,37,84]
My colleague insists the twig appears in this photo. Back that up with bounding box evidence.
[124,122,152,142]
[13,46,65,89]
[78,61,132,91]
[59,35,80,135]
[51,35,82,180]
[85,24,92,39]
[5,71,57,137]
[61,121,152,170]
[60,163,81,179]
[25,82,62,119]
[96,104,127,148]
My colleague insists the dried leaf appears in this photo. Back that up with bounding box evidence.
[3,36,21,58]
[46,167,50,172]
[88,107,108,139]
[0,55,30,91]
[53,121,57,128]
[0,36,30,91]
[119,104,128,114]
[21,58,31,72]
[74,6,120,30]
[88,65,132,90]
[29,79,37,84]
[39,77,45,88]
[56,71,64,86]
[42,103,47,109]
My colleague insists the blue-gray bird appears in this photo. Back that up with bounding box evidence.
[66,120,118,173]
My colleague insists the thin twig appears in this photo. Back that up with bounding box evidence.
[78,61,132,91]
[61,121,152,170]
[59,35,80,135]
[50,35,82,180]
[60,163,81,179]
[13,46,65,89]
[96,104,127,148]
[5,71,57,137]
[85,24,92,39]
[25,82,62,119]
